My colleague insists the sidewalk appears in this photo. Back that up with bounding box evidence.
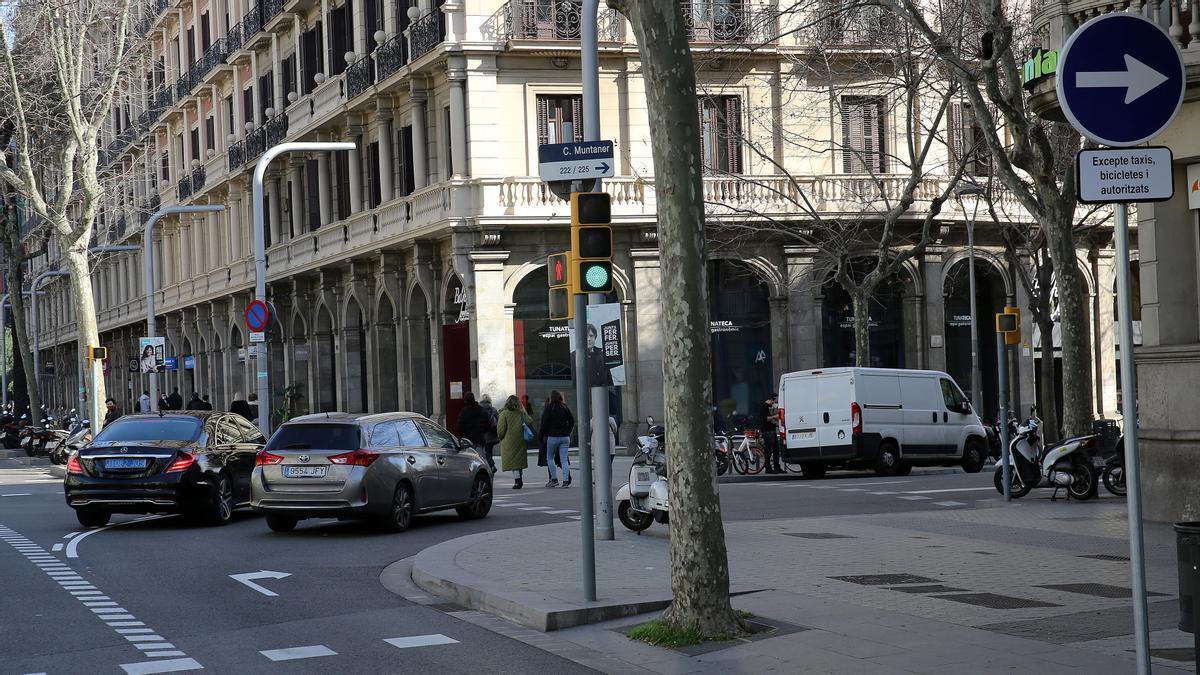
[403,498,1196,673]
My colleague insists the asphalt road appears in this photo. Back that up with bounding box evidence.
[0,457,1099,675]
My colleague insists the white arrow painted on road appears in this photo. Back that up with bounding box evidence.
[230,570,291,597]
[1076,54,1169,104]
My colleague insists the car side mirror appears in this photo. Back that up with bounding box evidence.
[457,437,474,451]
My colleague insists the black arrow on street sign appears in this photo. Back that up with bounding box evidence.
[595,162,610,173]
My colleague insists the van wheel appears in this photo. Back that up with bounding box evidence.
[961,440,985,473]
[896,462,913,476]
[801,462,826,479]
[875,443,900,477]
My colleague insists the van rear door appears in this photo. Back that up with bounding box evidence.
[780,374,820,461]
[816,372,853,459]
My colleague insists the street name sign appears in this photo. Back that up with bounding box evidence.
[538,141,615,182]
[1057,13,1184,147]
[1077,147,1174,204]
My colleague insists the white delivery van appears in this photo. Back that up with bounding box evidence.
[776,368,987,478]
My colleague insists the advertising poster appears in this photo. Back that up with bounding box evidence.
[568,302,625,386]
[137,337,165,373]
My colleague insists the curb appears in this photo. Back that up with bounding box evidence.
[409,523,675,631]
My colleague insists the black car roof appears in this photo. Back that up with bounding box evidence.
[118,411,218,420]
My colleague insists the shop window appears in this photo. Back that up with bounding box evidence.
[708,260,772,431]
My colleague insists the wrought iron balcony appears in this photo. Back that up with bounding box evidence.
[226,21,245,53]
[813,3,898,46]
[177,174,194,201]
[262,0,284,25]
[187,58,205,91]
[501,0,625,42]
[346,55,375,100]
[136,0,168,35]
[191,164,207,192]
[410,10,445,60]
[202,38,227,74]
[681,1,777,44]
[228,139,246,170]
[174,74,189,100]
[241,113,289,167]
[377,32,407,79]
[243,5,263,40]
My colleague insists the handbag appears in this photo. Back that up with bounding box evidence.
[522,420,535,442]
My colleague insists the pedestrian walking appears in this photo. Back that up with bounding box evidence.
[137,390,151,413]
[230,393,253,421]
[167,387,183,411]
[247,393,260,424]
[496,395,532,489]
[455,392,490,458]
[200,394,213,410]
[158,393,172,411]
[103,398,122,428]
[479,394,499,471]
[186,392,205,410]
[761,392,782,473]
[539,390,574,488]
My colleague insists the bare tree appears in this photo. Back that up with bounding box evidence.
[609,0,744,637]
[2,208,43,417]
[0,0,139,412]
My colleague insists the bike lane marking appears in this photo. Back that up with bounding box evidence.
[65,514,174,558]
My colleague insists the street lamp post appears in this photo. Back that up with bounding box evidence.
[0,290,45,409]
[253,142,354,437]
[29,270,70,404]
[956,185,985,415]
[142,206,226,412]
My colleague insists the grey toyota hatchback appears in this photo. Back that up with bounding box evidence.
[250,412,492,532]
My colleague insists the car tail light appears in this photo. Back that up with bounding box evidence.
[778,407,786,440]
[165,452,196,473]
[851,402,862,434]
[256,450,284,466]
[67,454,83,474]
[328,449,379,467]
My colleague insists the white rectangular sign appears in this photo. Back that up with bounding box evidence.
[249,331,266,343]
[1076,147,1174,204]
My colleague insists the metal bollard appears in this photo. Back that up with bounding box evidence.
[1173,522,1200,668]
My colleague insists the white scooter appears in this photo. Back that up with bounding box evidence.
[616,420,668,533]
[993,413,1099,501]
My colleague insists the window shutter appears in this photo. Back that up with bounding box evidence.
[724,96,742,174]
[571,96,584,143]
[536,96,549,146]
[949,102,963,172]
[840,98,859,173]
[873,98,886,173]
[306,159,321,230]
[861,100,876,173]
[698,98,708,173]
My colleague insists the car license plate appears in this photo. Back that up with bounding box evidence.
[104,458,148,470]
[283,465,327,478]
[792,431,816,441]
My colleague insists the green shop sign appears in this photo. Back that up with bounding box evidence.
[1022,48,1058,90]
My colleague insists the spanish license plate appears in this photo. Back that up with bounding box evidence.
[283,465,327,479]
[792,431,816,441]
[104,458,148,470]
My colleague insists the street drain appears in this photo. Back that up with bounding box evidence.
[783,532,855,539]
[934,592,1060,609]
[1037,583,1165,599]
[830,574,941,586]
[1078,553,1130,562]
[886,585,967,594]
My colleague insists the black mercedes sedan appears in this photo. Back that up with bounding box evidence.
[65,411,266,528]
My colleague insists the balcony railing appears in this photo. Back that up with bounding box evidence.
[226,20,245,53]
[243,4,263,40]
[228,139,246,170]
[410,10,446,60]
[177,174,194,201]
[203,38,227,74]
[346,55,376,100]
[136,0,168,35]
[501,0,625,42]
[174,74,189,100]
[681,1,777,44]
[814,3,900,46]
[241,113,288,167]
[191,164,207,193]
[377,32,407,79]
[262,0,284,25]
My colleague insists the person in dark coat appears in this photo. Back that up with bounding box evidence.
[230,393,253,421]
[455,392,491,455]
[167,388,184,411]
[158,394,172,411]
[760,393,782,474]
[479,394,499,471]
[103,398,122,429]
[186,392,205,410]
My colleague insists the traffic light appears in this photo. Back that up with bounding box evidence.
[570,192,613,294]
[547,252,572,321]
[996,307,1020,345]
[87,346,107,361]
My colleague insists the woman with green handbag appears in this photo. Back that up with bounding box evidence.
[497,395,534,489]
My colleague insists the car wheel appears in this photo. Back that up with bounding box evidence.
[456,473,493,520]
[75,508,110,528]
[874,443,900,477]
[618,500,653,532]
[801,462,826,479]
[961,440,985,473]
[265,514,298,532]
[202,473,234,526]
[382,482,414,533]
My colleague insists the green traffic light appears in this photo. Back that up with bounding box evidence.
[583,263,610,290]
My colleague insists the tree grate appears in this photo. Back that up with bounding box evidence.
[783,532,856,539]
[1037,583,1165,599]
[1078,553,1130,562]
[932,592,1061,609]
[830,574,942,586]
[886,585,968,594]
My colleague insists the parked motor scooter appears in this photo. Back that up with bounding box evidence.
[0,405,19,450]
[615,418,668,532]
[993,412,1100,501]
[1101,437,1126,497]
[49,414,90,466]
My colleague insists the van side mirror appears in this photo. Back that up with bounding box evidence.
[960,402,973,415]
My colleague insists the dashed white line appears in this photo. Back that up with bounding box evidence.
[933,501,968,507]
[260,645,338,661]
[132,642,175,650]
[2,492,32,496]
[384,634,460,649]
[897,495,931,501]
[518,506,552,511]
[544,510,577,515]
[143,651,186,658]
[51,543,63,552]
[119,657,203,674]
[116,628,156,635]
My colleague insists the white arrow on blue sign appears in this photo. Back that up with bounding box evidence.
[538,140,615,182]
[1057,13,1184,147]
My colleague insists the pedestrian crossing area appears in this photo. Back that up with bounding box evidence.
[730,478,990,509]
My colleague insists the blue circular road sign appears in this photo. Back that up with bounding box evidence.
[1057,13,1184,147]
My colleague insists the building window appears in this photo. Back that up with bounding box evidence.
[444,106,453,179]
[949,102,991,177]
[698,95,742,174]
[305,159,321,230]
[224,96,234,135]
[190,128,200,166]
[335,152,351,219]
[685,0,747,43]
[258,71,274,121]
[398,125,415,196]
[205,116,215,151]
[160,152,169,182]
[330,4,348,77]
[281,55,296,104]
[301,23,324,95]
[367,141,381,207]
[242,87,253,130]
[535,95,582,146]
[840,95,887,174]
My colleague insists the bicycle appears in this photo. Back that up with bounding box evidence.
[727,430,766,475]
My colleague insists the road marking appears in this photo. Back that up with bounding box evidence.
[84,601,119,607]
[934,501,968,507]
[133,643,175,650]
[900,487,994,495]
[102,614,137,620]
[71,591,104,596]
[260,645,338,661]
[2,492,32,496]
[66,514,173,558]
[93,608,131,614]
[51,543,63,551]
[545,510,577,515]
[125,634,165,642]
[144,651,186,658]
[867,491,898,495]
[107,621,146,627]
[63,532,78,539]
[493,502,529,507]
[117,628,156,634]
[567,515,582,520]
[897,496,931,501]
[835,480,913,487]
[230,570,291,597]
[838,488,867,492]
[384,634,459,649]
[119,657,203,674]
[518,506,552,511]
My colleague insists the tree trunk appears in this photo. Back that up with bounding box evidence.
[850,290,871,367]
[610,0,742,636]
[5,230,39,417]
[1036,314,1060,444]
[60,242,105,413]
[1044,223,1093,437]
